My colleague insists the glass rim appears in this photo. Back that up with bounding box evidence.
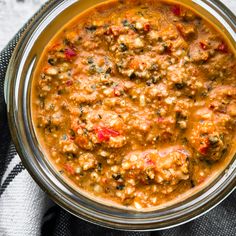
[4,0,236,231]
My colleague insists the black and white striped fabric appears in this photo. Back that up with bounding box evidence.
[1,1,236,236]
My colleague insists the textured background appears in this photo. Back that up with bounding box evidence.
[0,0,236,51]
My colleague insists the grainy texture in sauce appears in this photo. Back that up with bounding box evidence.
[32,0,236,209]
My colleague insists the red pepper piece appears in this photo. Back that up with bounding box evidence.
[114,89,121,96]
[95,127,120,142]
[113,86,120,96]
[113,86,124,96]
[198,176,206,184]
[65,48,77,60]
[143,23,150,32]
[64,164,75,175]
[69,135,75,141]
[66,80,73,86]
[104,28,112,35]
[109,26,121,36]
[171,5,181,16]
[198,145,209,155]
[103,128,120,136]
[97,131,110,142]
[50,42,61,51]
[157,117,164,123]
[217,42,228,53]
[200,42,208,50]
[146,159,155,166]
[199,146,207,155]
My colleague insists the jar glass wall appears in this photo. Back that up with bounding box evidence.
[4,0,236,230]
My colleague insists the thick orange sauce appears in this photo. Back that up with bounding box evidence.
[32,0,236,209]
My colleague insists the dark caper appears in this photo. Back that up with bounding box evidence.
[97,163,102,172]
[209,135,219,145]
[112,173,122,180]
[116,184,125,190]
[87,57,94,64]
[106,67,112,74]
[146,80,152,86]
[122,19,129,27]
[151,75,161,84]
[120,43,128,52]
[175,83,186,90]
[89,64,97,74]
[48,58,56,66]
[129,72,136,80]
[85,25,97,32]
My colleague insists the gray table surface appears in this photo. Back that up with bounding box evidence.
[0,0,235,50]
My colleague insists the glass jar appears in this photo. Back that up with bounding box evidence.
[4,0,236,231]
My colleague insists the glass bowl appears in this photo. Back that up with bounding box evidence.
[4,0,236,231]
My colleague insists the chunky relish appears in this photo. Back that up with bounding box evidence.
[32,0,236,209]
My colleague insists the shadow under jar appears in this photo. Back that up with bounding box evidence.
[4,0,236,231]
